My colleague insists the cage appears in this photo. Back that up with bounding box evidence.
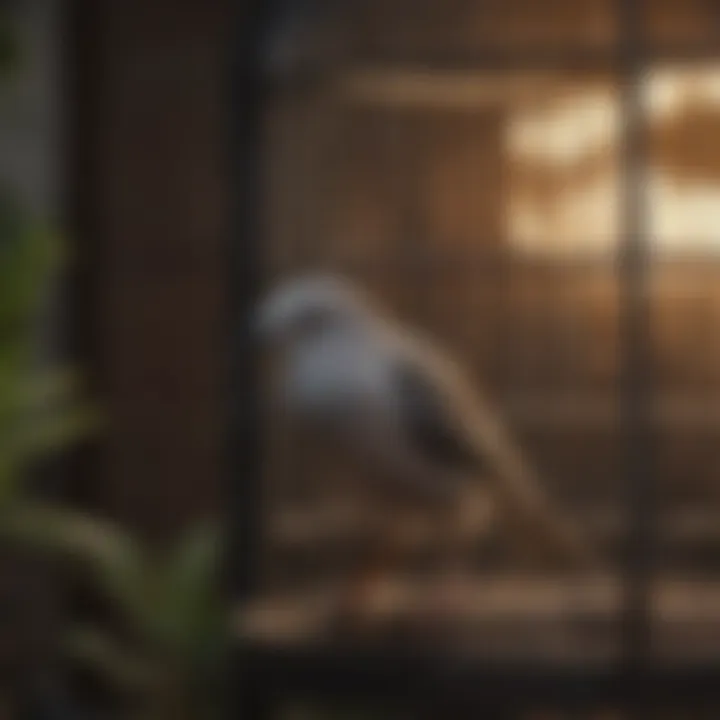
[231,1,720,717]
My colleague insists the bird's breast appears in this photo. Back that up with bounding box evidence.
[283,339,393,434]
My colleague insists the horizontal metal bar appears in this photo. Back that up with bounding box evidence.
[265,43,720,86]
[237,644,720,709]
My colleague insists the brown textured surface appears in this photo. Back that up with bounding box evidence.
[236,576,720,661]
[71,0,229,539]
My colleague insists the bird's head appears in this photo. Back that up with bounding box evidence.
[254,273,375,346]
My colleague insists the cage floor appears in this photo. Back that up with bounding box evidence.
[236,575,720,661]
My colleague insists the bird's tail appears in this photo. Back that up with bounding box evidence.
[471,408,604,572]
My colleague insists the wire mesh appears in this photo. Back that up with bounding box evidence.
[233,0,720,715]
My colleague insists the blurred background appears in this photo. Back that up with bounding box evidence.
[5,0,720,718]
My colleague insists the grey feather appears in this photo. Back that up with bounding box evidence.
[391,359,482,474]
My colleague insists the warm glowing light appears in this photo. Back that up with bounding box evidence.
[508,68,720,257]
[649,174,720,251]
[647,68,720,119]
[508,90,617,167]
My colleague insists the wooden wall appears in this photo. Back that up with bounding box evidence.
[68,0,230,541]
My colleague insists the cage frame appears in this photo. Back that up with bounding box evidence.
[230,0,720,716]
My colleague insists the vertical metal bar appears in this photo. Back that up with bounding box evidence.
[229,0,275,614]
[617,0,655,683]
[62,0,103,509]
[229,2,283,718]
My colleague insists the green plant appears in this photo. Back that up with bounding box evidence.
[1,4,95,505]
[0,15,223,720]
[0,193,96,510]
[10,512,225,720]
[1,501,224,720]
[0,137,220,720]
[0,3,96,557]
[0,174,103,716]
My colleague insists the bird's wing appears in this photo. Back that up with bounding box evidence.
[388,332,602,571]
[390,358,483,475]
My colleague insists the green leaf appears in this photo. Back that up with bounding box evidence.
[0,198,62,333]
[1,503,150,625]
[1,402,99,465]
[150,523,223,659]
[63,624,155,692]
[9,368,83,411]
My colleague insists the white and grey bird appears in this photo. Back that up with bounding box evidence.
[255,273,600,621]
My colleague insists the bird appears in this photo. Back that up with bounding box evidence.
[254,272,601,630]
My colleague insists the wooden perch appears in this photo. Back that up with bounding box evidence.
[235,576,720,661]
